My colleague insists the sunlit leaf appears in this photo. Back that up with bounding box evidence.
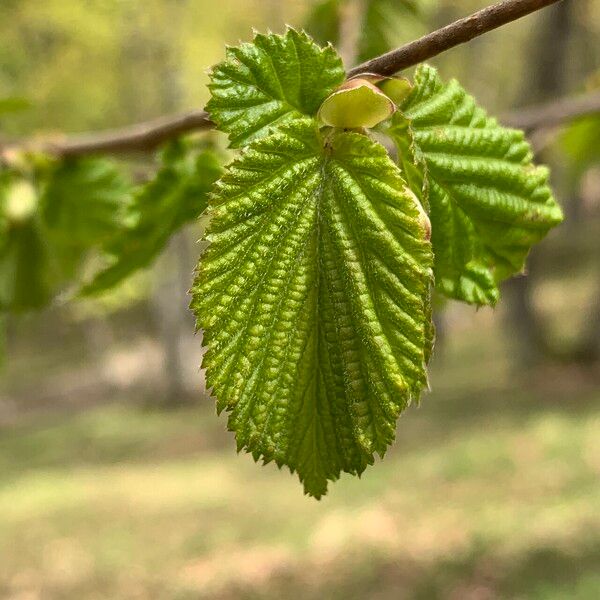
[191,118,432,497]
[389,64,563,305]
[206,28,344,147]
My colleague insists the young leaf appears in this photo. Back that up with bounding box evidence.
[389,64,563,305]
[317,77,396,129]
[41,157,131,248]
[29,156,132,291]
[206,28,344,148]
[191,119,432,498]
[82,141,222,295]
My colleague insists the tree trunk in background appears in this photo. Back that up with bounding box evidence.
[338,0,365,67]
[149,0,196,406]
[570,2,600,363]
[151,231,195,406]
[503,0,573,367]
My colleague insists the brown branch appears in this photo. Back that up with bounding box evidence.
[2,0,567,157]
[41,110,213,158]
[501,90,600,131]
[347,0,563,78]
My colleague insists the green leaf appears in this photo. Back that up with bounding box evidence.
[389,64,563,305]
[191,119,432,498]
[0,157,132,312]
[33,157,132,288]
[41,157,131,248]
[385,108,428,210]
[206,28,344,148]
[82,141,222,295]
[561,70,600,174]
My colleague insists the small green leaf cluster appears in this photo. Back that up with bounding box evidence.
[0,156,130,312]
[81,140,223,296]
[192,29,563,497]
[0,141,223,312]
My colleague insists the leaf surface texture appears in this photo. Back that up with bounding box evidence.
[207,29,344,148]
[390,65,563,304]
[192,119,432,497]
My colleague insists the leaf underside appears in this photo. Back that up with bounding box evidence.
[192,119,432,497]
[391,64,563,305]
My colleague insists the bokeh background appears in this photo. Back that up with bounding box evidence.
[1,1,599,598]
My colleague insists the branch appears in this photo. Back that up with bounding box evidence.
[502,90,600,131]
[2,0,567,157]
[39,110,212,158]
[347,0,563,78]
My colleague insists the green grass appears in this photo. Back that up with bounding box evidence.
[1,312,599,599]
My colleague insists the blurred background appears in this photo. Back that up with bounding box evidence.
[0,1,599,598]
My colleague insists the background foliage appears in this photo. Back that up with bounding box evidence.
[0,0,599,597]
